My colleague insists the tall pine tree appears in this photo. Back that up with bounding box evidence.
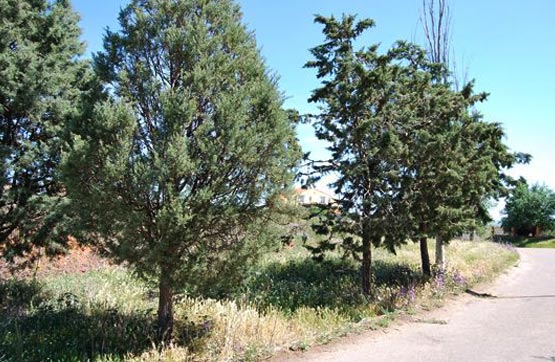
[306,16,424,296]
[406,80,527,272]
[416,0,528,271]
[0,0,88,263]
[63,0,300,341]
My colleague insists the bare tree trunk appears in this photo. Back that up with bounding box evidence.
[361,219,373,297]
[158,270,174,344]
[421,0,451,65]
[420,236,432,277]
[435,236,445,270]
[419,223,431,277]
[421,0,468,88]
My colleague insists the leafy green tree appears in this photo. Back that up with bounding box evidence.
[0,0,88,263]
[502,183,555,236]
[63,0,300,341]
[306,15,428,296]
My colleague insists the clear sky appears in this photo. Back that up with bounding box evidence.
[72,0,555,220]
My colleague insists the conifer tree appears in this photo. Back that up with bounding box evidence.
[0,0,88,263]
[306,14,526,284]
[306,16,424,296]
[63,0,300,341]
[416,0,527,271]
[406,80,527,272]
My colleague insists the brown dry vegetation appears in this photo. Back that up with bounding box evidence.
[0,242,110,280]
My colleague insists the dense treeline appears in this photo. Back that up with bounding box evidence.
[303,15,528,295]
[1,0,525,341]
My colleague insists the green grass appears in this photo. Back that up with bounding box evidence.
[526,239,555,248]
[498,235,555,248]
[0,240,519,362]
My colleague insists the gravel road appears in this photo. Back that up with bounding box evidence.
[274,248,555,362]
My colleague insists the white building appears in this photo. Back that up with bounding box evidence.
[294,188,335,206]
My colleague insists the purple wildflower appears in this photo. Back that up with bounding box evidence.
[434,272,446,290]
[452,270,467,287]
[399,284,417,304]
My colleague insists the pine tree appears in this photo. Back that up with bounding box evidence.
[406,80,527,271]
[305,14,526,283]
[0,0,88,263]
[403,76,471,274]
[416,0,528,271]
[306,16,425,296]
[63,0,300,342]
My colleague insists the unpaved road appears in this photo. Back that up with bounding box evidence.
[274,248,555,362]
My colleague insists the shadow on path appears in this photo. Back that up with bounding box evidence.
[466,289,555,299]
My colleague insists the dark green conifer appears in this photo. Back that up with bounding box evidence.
[0,0,88,262]
[407,80,528,271]
[63,0,300,341]
[306,14,526,287]
[306,16,419,295]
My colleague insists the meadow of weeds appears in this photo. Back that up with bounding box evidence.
[0,239,518,362]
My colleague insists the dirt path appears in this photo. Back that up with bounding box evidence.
[273,248,555,362]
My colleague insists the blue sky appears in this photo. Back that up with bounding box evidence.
[72,0,555,220]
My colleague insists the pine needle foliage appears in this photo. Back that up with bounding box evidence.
[305,14,527,292]
[63,0,300,341]
[305,15,430,295]
[0,0,89,263]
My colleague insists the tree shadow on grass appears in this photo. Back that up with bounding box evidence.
[240,257,425,315]
[373,260,425,287]
[0,280,207,362]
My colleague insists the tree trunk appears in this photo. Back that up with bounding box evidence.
[435,236,445,270]
[361,220,373,297]
[420,236,431,277]
[157,272,174,344]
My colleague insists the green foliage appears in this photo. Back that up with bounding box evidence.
[495,235,555,248]
[0,269,212,361]
[0,0,89,262]
[509,237,555,249]
[305,14,527,281]
[0,271,151,361]
[0,278,44,313]
[502,183,555,235]
[63,0,301,340]
[241,257,364,314]
[306,15,417,252]
[304,204,358,261]
[405,81,522,244]
[305,15,439,294]
[64,0,300,291]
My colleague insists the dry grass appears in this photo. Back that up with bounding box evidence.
[0,239,518,362]
[128,240,518,361]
